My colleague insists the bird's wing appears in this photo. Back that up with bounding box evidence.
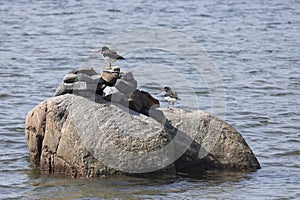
[170,92,180,99]
[103,50,125,59]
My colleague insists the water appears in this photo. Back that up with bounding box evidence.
[0,0,299,199]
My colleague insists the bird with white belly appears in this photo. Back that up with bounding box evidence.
[160,86,180,109]
[97,46,125,66]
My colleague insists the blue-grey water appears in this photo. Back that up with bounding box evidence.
[1,0,299,199]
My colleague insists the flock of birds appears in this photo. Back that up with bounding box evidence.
[97,46,180,108]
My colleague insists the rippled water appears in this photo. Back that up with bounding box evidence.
[1,0,299,199]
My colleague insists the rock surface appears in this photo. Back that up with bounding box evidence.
[25,94,260,178]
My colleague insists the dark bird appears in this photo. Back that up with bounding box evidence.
[160,86,180,109]
[96,46,125,66]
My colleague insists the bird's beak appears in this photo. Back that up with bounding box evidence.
[160,88,165,92]
[96,49,102,53]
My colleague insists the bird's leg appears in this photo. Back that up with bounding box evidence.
[109,62,112,66]
[167,101,170,109]
[172,102,175,109]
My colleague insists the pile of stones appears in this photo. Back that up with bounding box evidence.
[54,66,160,116]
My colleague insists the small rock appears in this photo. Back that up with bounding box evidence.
[129,90,144,112]
[77,74,95,83]
[101,71,119,85]
[91,75,102,82]
[115,79,137,97]
[103,66,120,73]
[102,66,121,85]
[128,90,160,113]
[120,71,135,81]
[54,83,73,96]
[102,86,127,103]
[54,82,97,97]
[63,74,78,83]
[140,91,160,109]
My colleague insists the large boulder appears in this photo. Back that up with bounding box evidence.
[25,94,260,178]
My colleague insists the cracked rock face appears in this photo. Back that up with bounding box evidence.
[25,94,260,178]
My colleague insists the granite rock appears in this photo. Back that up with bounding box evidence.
[25,94,261,178]
[63,74,78,83]
[115,79,137,97]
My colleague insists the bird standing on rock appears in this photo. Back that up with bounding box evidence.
[97,46,125,66]
[160,86,180,109]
